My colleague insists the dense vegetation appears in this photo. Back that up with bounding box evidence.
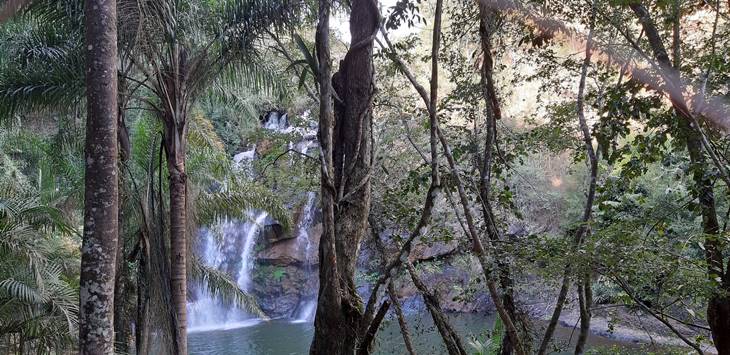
[0,0,729,354]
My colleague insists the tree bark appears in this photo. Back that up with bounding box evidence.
[79,0,119,353]
[388,282,417,355]
[406,262,468,355]
[628,3,729,353]
[310,0,378,353]
[475,3,530,354]
[166,135,188,355]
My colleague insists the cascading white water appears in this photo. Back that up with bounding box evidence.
[189,109,321,331]
[291,192,318,323]
[187,212,268,332]
[236,213,269,291]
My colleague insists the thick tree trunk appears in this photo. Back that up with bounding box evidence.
[310,0,378,353]
[79,0,119,353]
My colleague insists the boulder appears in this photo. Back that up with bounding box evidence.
[410,240,459,261]
[260,218,291,243]
[257,238,304,266]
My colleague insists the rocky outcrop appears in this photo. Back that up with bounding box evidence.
[251,192,320,317]
[257,223,321,266]
[252,265,317,317]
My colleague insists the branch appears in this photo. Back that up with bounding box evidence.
[258,148,317,176]
[613,276,705,354]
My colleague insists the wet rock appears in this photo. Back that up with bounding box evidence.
[252,264,318,317]
[261,218,290,243]
[257,238,304,266]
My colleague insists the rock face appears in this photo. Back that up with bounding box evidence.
[252,192,320,318]
[220,109,498,319]
[257,223,321,266]
[250,195,493,318]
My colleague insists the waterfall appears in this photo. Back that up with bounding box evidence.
[290,192,318,323]
[188,109,321,331]
[187,212,268,332]
[236,213,269,291]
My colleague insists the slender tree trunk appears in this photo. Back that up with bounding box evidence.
[575,278,592,354]
[136,232,150,355]
[79,0,119,353]
[629,3,729,353]
[166,139,188,355]
[310,0,378,353]
[573,3,598,352]
[536,4,598,353]
[357,301,391,355]
[310,0,339,351]
[115,109,132,352]
[114,204,130,354]
[475,3,530,354]
[406,262,468,355]
[388,282,417,355]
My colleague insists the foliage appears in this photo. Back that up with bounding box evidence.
[0,182,79,352]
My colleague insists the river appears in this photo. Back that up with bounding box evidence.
[188,312,657,354]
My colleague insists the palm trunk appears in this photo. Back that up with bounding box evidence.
[115,109,132,352]
[168,151,188,355]
[79,0,119,353]
[113,207,130,354]
[136,232,150,355]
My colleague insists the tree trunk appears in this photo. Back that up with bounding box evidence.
[79,0,119,353]
[166,137,188,355]
[629,3,728,353]
[136,232,150,355]
[475,4,531,354]
[406,262,468,355]
[310,0,378,353]
[115,111,131,353]
[388,282,417,355]
[113,207,130,354]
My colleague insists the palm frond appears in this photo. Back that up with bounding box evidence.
[196,179,292,231]
[190,258,265,318]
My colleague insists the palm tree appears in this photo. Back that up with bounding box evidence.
[124,112,292,353]
[0,180,79,353]
[128,0,298,350]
